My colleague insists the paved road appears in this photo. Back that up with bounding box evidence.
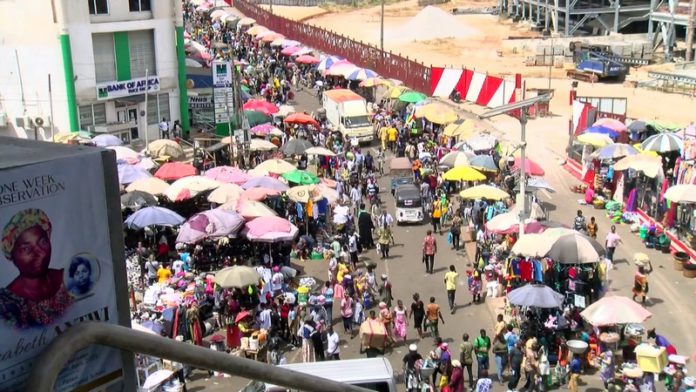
[187,88,696,392]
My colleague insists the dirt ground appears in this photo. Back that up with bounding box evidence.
[263,0,695,124]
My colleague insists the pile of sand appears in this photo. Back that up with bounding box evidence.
[384,6,479,43]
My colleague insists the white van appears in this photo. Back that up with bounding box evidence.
[243,358,396,392]
[322,89,374,142]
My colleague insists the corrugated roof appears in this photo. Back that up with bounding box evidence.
[324,89,363,103]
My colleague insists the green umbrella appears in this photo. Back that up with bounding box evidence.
[282,169,319,185]
[399,91,426,103]
[245,110,272,127]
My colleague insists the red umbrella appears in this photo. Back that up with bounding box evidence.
[154,162,197,181]
[295,55,319,64]
[513,157,545,176]
[284,112,319,128]
[235,310,251,323]
[243,99,279,115]
[281,46,301,56]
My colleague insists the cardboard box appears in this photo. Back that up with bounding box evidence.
[635,344,667,373]
[360,320,387,349]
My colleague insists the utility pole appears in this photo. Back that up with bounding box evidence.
[48,74,55,140]
[686,0,696,63]
[143,68,150,155]
[479,94,552,237]
[225,89,234,166]
[380,0,385,52]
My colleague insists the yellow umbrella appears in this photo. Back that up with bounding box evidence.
[126,177,170,195]
[632,144,659,157]
[246,25,268,36]
[286,185,322,203]
[359,77,388,88]
[416,103,458,124]
[444,120,476,138]
[256,158,296,174]
[384,86,409,99]
[148,139,186,160]
[459,185,510,200]
[207,183,244,204]
[577,133,614,147]
[443,166,486,182]
[164,176,222,201]
[614,154,662,177]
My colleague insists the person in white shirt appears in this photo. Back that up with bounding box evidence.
[258,303,272,330]
[350,186,362,217]
[326,325,340,360]
[348,233,359,269]
[159,118,170,139]
[271,266,285,296]
[172,259,184,275]
[377,210,394,228]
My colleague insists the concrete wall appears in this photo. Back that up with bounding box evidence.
[0,1,66,139]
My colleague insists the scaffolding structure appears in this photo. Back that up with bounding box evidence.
[649,0,695,60]
[503,0,653,36]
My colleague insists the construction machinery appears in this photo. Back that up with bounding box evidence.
[566,42,632,83]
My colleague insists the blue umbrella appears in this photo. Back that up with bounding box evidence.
[585,125,619,139]
[92,134,124,147]
[592,143,638,160]
[124,206,185,229]
[469,155,499,172]
[316,55,343,72]
[347,68,378,81]
[242,176,289,191]
[118,163,152,185]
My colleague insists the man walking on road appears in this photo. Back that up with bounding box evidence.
[460,333,475,389]
[474,329,491,380]
[605,225,623,262]
[422,230,437,274]
[444,265,459,314]
[425,296,445,339]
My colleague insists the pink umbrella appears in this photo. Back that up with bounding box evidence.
[241,187,281,201]
[191,51,212,61]
[204,166,250,184]
[250,123,278,136]
[593,118,628,133]
[281,46,301,56]
[290,47,313,57]
[176,209,244,244]
[295,55,319,64]
[320,178,337,188]
[243,99,279,115]
[513,157,545,176]
[155,162,197,181]
[580,296,652,326]
[325,60,356,77]
[244,216,299,242]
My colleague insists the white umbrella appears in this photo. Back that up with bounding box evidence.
[507,284,565,308]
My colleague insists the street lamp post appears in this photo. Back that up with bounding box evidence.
[479,94,552,236]
[380,0,385,52]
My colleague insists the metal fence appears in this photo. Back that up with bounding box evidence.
[234,0,432,93]
[253,0,321,6]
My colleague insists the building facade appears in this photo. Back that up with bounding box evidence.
[0,0,189,142]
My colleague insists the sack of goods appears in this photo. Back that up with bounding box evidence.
[360,319,387,350]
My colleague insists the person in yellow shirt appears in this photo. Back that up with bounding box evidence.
[387,127,397,151]
[431,199,442,234]
[157,263,172,284]
[379,126,389,151]
[444,265,459,314]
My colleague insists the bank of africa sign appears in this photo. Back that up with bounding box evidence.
[96,76,160,100]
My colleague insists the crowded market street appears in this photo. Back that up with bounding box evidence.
[181,85,696,392]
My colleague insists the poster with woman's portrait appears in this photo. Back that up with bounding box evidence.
[0,149,123,391]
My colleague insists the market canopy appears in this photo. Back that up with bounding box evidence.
[664,184,696,204]
[93,134,123,147]
[513,157,545,176]
[468,155,499,172]
[438,151,473,168]
[443,120,476,138]
[207,183,244,204]
[255,159,296,175]
[591,143,638,160]
[215,266,261,289]
[576,133,614,147]
[124,206,185,229]
[155,162,197,181]
[281,138,313,156]
[243,216,299,242]
[126,177,170,195]
[176,209,244,244]
[121,191,158,210]
[442,166,485,182]
[282,169,319,185]
[164,176,221,202]
[243,99,279,115]
[507,284,565,308]
[398,91,426,103]
[459,185,509,201]
[593,118,628,133]
[465,133,498,151]
[204,166,250,184]
[242,176,290,191]
[416,103,457,124]
[117,163,151,185]
[546,232,605,264]
[147,139,186,161]
[613,154,662,177]
[641,132,683,153]
[580,296,652,326]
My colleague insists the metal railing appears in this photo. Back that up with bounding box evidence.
[26,322,372,392]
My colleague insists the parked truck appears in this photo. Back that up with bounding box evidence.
[322,89,373,143]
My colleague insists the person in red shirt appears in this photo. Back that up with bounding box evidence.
[422,230,438,274]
